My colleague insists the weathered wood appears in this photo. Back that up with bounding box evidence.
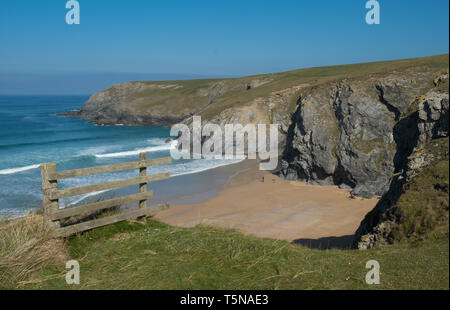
[55,157,172,180]
[54,204,170,237]
[41,154,172,237]
[41,163,59,226]
[51,191,154,220]
[51,172,170,200]
[139,153,147,209]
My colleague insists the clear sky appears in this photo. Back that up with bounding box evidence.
[0,0,448,94]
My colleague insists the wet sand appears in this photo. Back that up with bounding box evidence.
[155,160,379,244]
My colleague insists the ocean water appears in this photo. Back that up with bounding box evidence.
[0,95,242,217]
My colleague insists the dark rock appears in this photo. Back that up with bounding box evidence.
[418,91,449,143]
[338,183,352,190]
[282,83,396,198]
[282,69,448,203]
[353,86,449,249]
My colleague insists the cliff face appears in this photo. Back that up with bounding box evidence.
[281,69,443,198]
[354,75,449,249]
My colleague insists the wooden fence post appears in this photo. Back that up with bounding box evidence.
[139,153,147,208]
[41,163,59,227]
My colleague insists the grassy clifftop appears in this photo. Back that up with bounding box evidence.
[1,217,447,290]
[75,54,449,126]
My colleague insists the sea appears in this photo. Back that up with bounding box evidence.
[0,95,243,217]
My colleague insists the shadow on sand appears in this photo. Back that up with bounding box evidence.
[292,235,356,250]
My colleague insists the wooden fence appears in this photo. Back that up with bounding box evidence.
[40,153,172,237]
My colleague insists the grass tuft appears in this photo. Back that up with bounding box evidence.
[0,214,68,289]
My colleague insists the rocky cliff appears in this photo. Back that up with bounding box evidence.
[281,68,447,198]
[354,74,449,249]
[279,64,448,248]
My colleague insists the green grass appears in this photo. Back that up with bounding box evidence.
[0,214,68,290]
[22,218,448,290]
[389,138,449,242]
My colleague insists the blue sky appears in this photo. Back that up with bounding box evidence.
[0,0,448,94]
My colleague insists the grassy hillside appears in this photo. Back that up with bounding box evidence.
[80,54,449,125]
[1,217,447,290]
[198,53,449,119]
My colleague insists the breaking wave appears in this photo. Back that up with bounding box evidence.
[0,164,41,175]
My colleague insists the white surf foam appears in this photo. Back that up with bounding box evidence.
[165,157,245,177]
[0,164,40,175]
[95,140,178,158]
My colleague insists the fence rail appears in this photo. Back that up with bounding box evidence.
[40,153,172,237]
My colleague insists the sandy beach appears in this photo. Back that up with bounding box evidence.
[155,160,379,248]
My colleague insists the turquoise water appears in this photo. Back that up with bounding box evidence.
[0,95,241,216]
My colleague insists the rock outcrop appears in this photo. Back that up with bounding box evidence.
[281,68,438,198]
[417,90,449,143]
[354,76,449,249]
